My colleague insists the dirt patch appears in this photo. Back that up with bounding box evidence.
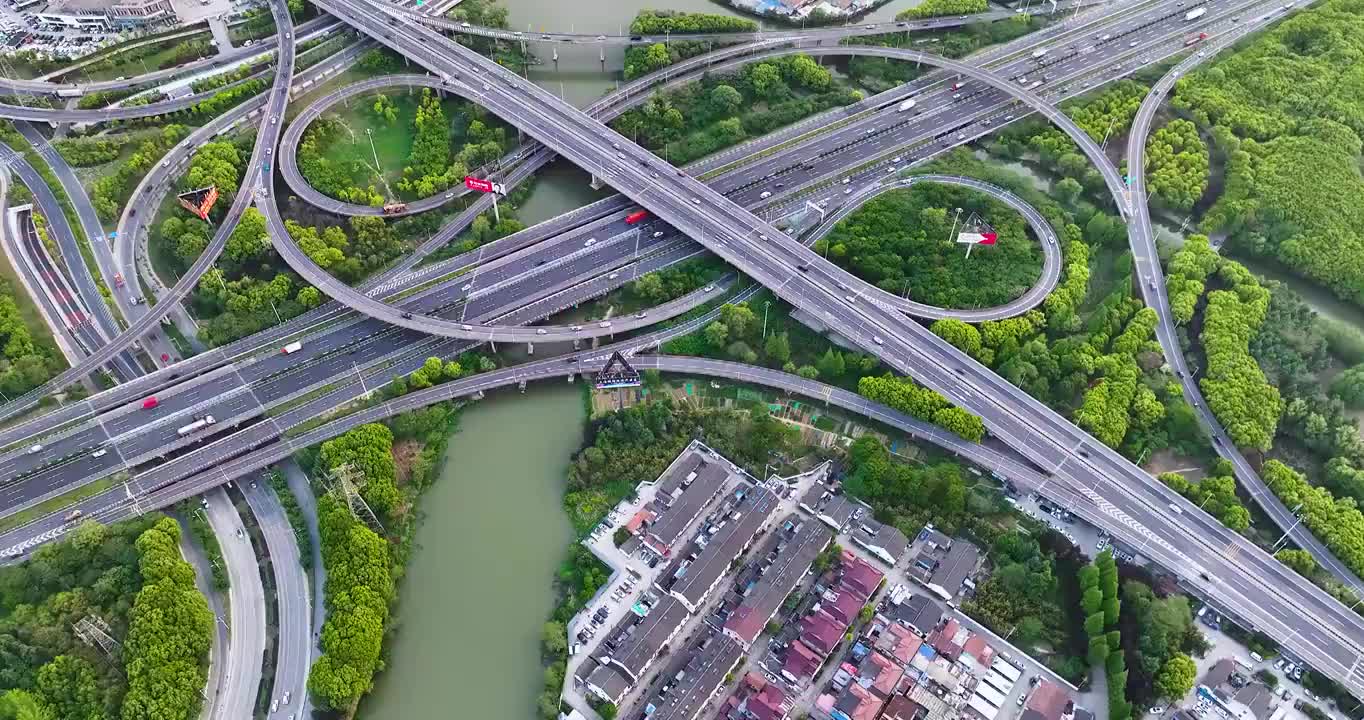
[392,439,423,487]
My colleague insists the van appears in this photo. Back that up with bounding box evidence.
[27,444,41,454]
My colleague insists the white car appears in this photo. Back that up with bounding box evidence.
[584,238,597,247]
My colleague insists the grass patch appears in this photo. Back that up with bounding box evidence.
[0,473,119,534]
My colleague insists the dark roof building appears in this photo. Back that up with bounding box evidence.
[887,593,943,637]
[602,595,690,683]
[641,635,744,720]
[851,519,910,566]
[722,518,831,647]
[643,447,732,557]
[585,662,633,704]
[670,486,778,612]
[910,533,981,601]
[881,695,927,720]
[800,486,861,531]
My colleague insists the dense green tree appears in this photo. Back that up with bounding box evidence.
[1145,120,1209,211]
[1275,549,1317,577]
[318,424,400,516]
[1154,654,1197,700]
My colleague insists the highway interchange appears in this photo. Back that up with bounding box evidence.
[0,0,1362,710]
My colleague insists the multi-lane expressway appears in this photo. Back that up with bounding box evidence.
[1,0,1361,699]
[0,0,1240,427]
[201,486,266,720]
[242,480,312,720]
[0,0,298,423]
[0,0,1276,526]
[299,0,1364,695]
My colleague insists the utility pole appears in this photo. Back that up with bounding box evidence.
[762,301,771,339]
[365,128,381,178]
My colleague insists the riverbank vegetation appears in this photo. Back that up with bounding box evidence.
[813,181,1042,309]
[896,0,987,19]
[299,398,465,712]
[623,11,757,80]
[610,53,862,166]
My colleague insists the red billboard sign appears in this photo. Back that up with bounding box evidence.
[464,176,494,193]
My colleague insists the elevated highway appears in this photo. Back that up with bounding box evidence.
[304,0,1364,694]
[1122,13,1364,591]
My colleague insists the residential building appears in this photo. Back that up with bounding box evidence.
[722,518,832,648]
[1199,658,1278,720]
[781,640,823,685]
[642,446,733,557]
[717,673,791,720]
[799,610,845,656]
[819,585,866,627]
[668,485,777,612]
[882,695,927,720]
[909,531,981,601]
[886,591,943,637]
[800,485,861,531]
[851,518,910,566]
[600,595,689,684]
[838,549,885,600]
[1021,680,1077,720]
[640,635,744,720]
[874,622,924,667]
[856,650,903,697]
[816,681,883,720]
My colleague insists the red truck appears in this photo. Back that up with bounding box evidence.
[382,202,408,215]
[1185,32,1208,45]
[142,397,158,410]
[113,273,125,288]
[624,210,649,224]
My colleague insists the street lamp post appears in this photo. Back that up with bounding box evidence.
[1271,503,1305,552]
[762,301,771,339]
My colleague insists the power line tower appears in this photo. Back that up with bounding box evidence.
[321,463,384,534]
[73,614,120,661]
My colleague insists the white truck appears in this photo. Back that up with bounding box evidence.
[281,341,303,354]
[1032,48,1047,58]
[897,98,917,112]
[1184,7,1206,20]
[178,415,216,437]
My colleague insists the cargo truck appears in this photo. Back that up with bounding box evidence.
[1185,32,1208,45]
[1032,48,1047,58]
[382,202,407,215]
[178,415,216,437]
[897,98,917,112]
[1184,7,1206,20]
[281,341,303,354]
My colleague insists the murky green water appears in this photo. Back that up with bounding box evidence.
[360,383,582,719]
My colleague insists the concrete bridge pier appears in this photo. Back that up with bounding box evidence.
[590,175,604,190]
[518,380,527,392]
[527,342,534,355]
